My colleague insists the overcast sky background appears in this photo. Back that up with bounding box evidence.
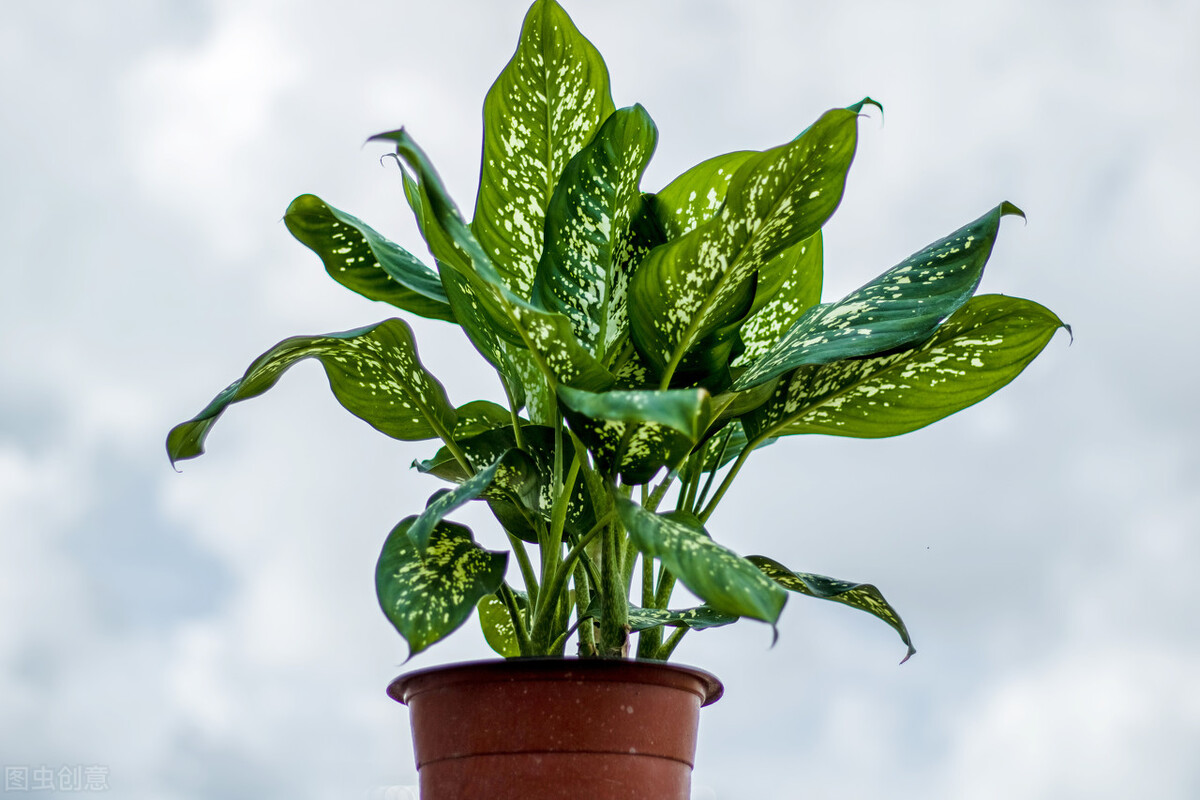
[2,0,1198,798]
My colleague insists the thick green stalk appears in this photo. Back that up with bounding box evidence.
[573,560,596,656]
[598,516,629,657]
[637,555,663,658]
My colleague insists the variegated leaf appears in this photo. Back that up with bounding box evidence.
[738,231,823,363]
[415,425,595,542]
[735,203,1025,390]
[748,555,915,663]
[629,104,870,385]
[376,517,507,657]
[373,129,616,392]
[627,604,737,631]
[742,294,1068,441]
[533,105,658,357]
[283,194,454,322]
[407,450,539,551]
[472,0,615,298]
[617,499,786,623]
[478,590,529,658]
[653,150,755,238]
[559,386,712,484]
[166,318,455,466]
[451,400,518,439]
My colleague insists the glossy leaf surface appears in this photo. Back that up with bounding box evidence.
[533,105,658,357]
[748,555,915,662]
[375,129,616,392]
[408,450,539,550]
[627,604,737,631]
[283,194,454,322]
[473,0,615,298]
[376,517,507,657]
[167,318,455,465]
[736,203,1024,390]
[743,295,1067,441]
[478,590,528,658]
[617,499,786,623]
[629,105,868,383]
[559,386,712,484]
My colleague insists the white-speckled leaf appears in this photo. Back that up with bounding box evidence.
[629,105,868,384]
[617,499,786,623]
[748,555,915,663]
[478,591,528,657]
[167,318,456,466]
[375,129,616,392]
[653,150,756,239]
[533,105,658,357]
[407,450,539,551]
[473,0,615,298]
[738,231,823,363]
[376,517,507,657]
[415,425,596,542]
[736,203,1024,390]
[283,194,454,322]
[627,604,737,631]
[451,400,518,440]
[742,295,1069,441]
[559,386,712,484]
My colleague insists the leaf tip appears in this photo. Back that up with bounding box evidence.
[899,645,916,665]
[850,96,884,123]
[999,201,1027,224]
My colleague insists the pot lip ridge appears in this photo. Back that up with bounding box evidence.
[388,657,723,708]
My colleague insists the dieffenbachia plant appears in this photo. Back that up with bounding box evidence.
[167,0,1068,665]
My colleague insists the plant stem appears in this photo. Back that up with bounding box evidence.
[636,555,663,658]
[498,583,532,657]
[698,440,756,524]
[573,559,596,656]
[657,626,689,660]
[500,375,527,451]
[598,515,629,657]
[505,530,539,607]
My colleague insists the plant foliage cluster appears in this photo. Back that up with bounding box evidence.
[168,0,1067,663]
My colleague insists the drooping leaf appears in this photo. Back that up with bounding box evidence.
[478,590,528,658]
[742,295,1068,441]
[373,129,616,392]
[408,450,540,551]
[376,517,507,657]
[559,386,712,484]
[533,104,658,357]
[735,203,1025,390]
[626,604,738,631]
[617,499,786,624]
[748,555,915,663]
[473,0,616,298]
[283,194,454,322]
[167,318,456,466]
[629,104,870,384]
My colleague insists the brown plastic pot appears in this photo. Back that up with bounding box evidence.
[388,658,723,800]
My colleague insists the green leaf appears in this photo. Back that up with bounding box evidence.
[473,0,616,298]
[617,499,786,624]
[376,517,507,657]
[408,450,540,551]
[533,105,658,357]
[735,203,1025,390]
[373,129,616,393]
[738,231,823,364]
[477,590,529,658]
[167,318,456,466]
[283,194,454,322]
[415,425,595,542]
[629,105,867,385]
[743,295,1068,441]
[627,604,738,631]
[451,400,518,439]
[748,555,915,663]
[558,386,712,484]
[652,150,756,239]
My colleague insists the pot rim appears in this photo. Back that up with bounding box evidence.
[388,657,723,708]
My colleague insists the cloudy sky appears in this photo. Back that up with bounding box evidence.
[2,0,1197,797]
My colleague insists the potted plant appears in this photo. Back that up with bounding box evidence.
[167,1,1068,797]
